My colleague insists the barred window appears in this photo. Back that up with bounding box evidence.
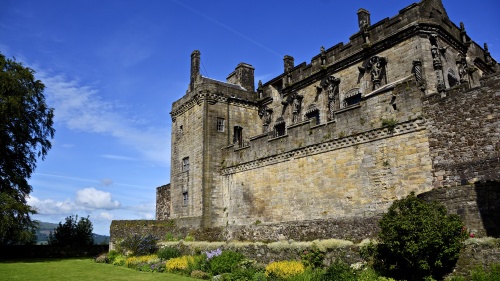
[216,118,225,132]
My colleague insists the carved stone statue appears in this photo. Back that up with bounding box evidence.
[259,106,273,132]
[291,93,303,123]
[367,56,386,90]
[321,75,340,121]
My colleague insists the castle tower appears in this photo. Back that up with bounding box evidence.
[167,51,260,228]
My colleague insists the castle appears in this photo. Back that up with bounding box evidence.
[135,0,499,242]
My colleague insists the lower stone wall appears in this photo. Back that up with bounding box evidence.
[418,181,500,237]
[454,239,500,277]
[226,217,380,242]
[157,239,500,277]
[160,240,362,266]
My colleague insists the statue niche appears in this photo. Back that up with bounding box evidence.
[258,106,273,133]
[291,93,303,123]
[367,56,387,90]
[320,75,341,121]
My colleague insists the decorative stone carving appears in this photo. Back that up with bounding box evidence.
[321,75,341,121]
[412,60,426,90]
[320,46,326,66]
[484,43,494,67]
[258,106,273,132]
[429,34,446,93]
[291,93,303,123]
[257,80,263,99]
[367,56,387,90]
[456,54,468,84]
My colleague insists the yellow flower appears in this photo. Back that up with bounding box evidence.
[166,255,195,272]
[265,260,305,279]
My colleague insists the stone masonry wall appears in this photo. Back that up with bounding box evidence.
[156,184,170,220]
[419,181,500,238]
[423,73,500,187]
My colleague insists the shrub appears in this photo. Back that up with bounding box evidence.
[470,263,500,281]
[191,270,210,279]
[377,192,467,281]
[209,250,244,275]
[118,234,159,256]
[157,246,181,261]
[252,271,268,281]
[300,246,325,268]
[287,268,324,281]
[112,254,126,266]
[322,260,356,281]
[107,250,120,264]
[265,260,305,280]
[125,254,159,269]
[166,255,195,273]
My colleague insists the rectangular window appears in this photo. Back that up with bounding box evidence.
[182,191,189,206]
[179,125,183,135]
[182,157,189,172]
[216,118,225,132]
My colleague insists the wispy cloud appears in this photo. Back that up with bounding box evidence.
[101,154,137,161]
[171,0,281,58]
[37,70,170,165]
[33,172,151,189]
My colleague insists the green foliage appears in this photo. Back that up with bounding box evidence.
[190,270,210,279]
[300,246,325,268]
[322,260,356,281]
[107,250,120,263]
[48,215,94,246]
[118,234,159,256]
[377,192,467,281]
[157,246,181,261]
[470,263,500,281]
[381,118,398,132]
[209,250,245,275]
[0,54,54,245]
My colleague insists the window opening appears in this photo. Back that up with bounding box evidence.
[182,157,189,172]
[216,118,225,132]
[233,126,243,147]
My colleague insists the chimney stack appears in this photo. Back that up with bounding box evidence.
[190,50,201,89]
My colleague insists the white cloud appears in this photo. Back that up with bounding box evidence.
[28,196,77,215]
[36,71,170,165]
[96,212,114,221]
[75,187,120,210]
[28,187,121,214]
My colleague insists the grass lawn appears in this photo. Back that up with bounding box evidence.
[0,258,197,281]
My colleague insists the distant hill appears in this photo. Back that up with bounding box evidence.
[36,221,110,245]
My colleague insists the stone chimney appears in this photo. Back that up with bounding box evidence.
[357,8,371,30]
[226,63,255,92]
[284,55,294,72]
[190,50,200,89]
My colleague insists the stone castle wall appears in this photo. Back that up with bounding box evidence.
[423,73,500,187]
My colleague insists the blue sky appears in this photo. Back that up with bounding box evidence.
[1,0,498,235]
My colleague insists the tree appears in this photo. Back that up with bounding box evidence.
[0,53,55,245]
[48,215,94,246]
[376,192,467,281]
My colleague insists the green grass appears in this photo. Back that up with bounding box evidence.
[0,258,197,281]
